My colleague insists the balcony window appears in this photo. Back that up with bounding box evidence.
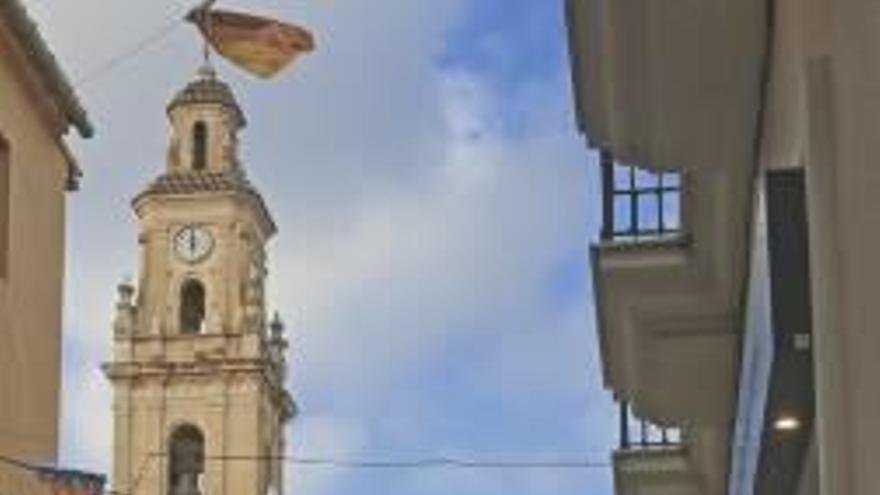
[600,150,682,241]
[619,400,682,449]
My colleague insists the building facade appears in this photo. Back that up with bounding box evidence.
[0,0,92,492]
[567,0,877,493]
[102,66,294,495]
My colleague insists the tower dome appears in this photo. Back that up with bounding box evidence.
[167,64,246,129]
[162,65,247,174]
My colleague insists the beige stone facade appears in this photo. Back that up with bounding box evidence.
[103,66,293,495]
[0,0,91,491]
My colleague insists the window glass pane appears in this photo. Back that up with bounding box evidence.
[614,194,632,234]
[635,167,659,189]
[614,164,633,191]
[645,423,664,444]
[637,194,660,232]
[625,407,639,444]
[662,192,681,231]
[662,172,681,188]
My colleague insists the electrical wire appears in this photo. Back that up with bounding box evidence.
[158,452,612,470]
[1,449,611,495]
[74,2,196,88]
[96,452,612,495]
[124,451,156,495]
[281,456,611,470]
[0,454,34,472]
[18,0,191,89]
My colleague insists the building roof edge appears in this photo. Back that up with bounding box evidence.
[1,0,94,138]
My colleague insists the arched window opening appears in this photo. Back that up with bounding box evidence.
[180,279,206,334]
[192,121,208,171]
[169,425,205,495]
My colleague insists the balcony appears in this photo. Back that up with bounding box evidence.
[614,399,734,495]
[619,400,682,450]
[592,150,746,427]
[591,150,749,494]
[613,401,702,495]
[566,0,766,174]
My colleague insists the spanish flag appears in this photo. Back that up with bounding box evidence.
[186,7,315,79]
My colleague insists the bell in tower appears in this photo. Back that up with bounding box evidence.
[103,65,295,495]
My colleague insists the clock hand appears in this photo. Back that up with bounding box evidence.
[190,230,196,254]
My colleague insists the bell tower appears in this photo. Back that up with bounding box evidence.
[103,66,295,495]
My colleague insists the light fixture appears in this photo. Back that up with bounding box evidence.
[773,416,801,432]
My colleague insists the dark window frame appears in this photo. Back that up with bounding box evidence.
[600,150,682,241]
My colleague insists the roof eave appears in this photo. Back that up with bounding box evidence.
[0,0,94,138]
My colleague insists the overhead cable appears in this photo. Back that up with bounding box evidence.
[75,2,195,87]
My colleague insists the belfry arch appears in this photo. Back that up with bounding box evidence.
[168,424,205,495]
[192,121,208,171]
[179,279,205,334]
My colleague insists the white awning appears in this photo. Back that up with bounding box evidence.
[567,0,768,171]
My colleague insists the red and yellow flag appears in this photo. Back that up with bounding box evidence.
[186,8,316,79]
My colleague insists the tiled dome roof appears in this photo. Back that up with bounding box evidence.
[167,65,246,128]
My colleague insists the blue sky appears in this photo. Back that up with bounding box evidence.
[26,0,615,494]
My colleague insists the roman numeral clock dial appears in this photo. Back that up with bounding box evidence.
[173,225,215,263]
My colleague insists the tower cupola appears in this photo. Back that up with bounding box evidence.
[166,65,245,174]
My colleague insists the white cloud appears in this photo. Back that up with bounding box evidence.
[278,74,587,399]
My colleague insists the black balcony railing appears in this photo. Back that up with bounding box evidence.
[619,400,682,449]
[600,150,682,241]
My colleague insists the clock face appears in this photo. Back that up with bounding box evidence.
[173,225,214,263]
